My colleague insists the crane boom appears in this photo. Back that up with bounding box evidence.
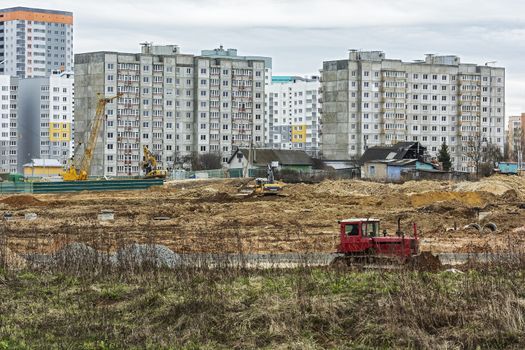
[62,93,121,181]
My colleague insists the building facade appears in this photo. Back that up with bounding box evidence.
[18,71,74,170]
[0,7,73,78]
[0,75,18,173]
[74,44,267,177]
[266,76,320,156]
[507,113,524,163]
[321,51,505,172]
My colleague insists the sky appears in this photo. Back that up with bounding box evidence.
[4,0,525,117]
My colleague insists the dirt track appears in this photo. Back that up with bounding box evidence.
[1,175,525,255]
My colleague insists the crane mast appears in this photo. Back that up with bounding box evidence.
[62,93,121,181]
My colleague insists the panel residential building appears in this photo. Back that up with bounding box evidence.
[0,7,73,78]
[321,51,505,172]
[507,113,525,162]
[18,70,74,169]
[0,75,18,173]
[74,44,267,177]
[266,76,320,156]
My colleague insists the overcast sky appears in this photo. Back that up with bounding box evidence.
[5,0,525,116]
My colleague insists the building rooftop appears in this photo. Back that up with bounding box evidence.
[0,7,72,16]
[272,76,320,83]
[201,45,272,68]
[23,159,63,167]
[359,142,426,164]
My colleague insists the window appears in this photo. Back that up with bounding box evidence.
[345,224,359,236]
[363,222,379,237]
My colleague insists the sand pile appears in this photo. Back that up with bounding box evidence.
[409,191,485,208]
[453,175,525,198]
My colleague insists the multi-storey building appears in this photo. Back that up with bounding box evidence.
[74,44,267,177]
[321,51,505,172]
[266,76,320,156]
[18,71,74,169]
[507,113,525,162]
[0,75,18,173]
[0,7,73,78]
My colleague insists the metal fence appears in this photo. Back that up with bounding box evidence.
[170,169,229,180]
[169,168,359,182]
[0,182,33,194]
[0,179,164,194]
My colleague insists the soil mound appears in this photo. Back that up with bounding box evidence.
[0,195,44,207]
[412,251,442,271]
[409,191,484,208]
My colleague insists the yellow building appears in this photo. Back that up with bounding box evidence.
[49,122,71,142]
[23,159,64,177]
[291,124,307,143]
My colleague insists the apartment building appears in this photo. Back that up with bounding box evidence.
[507,113,524,162]
[266,76,320,156]
[321,51,505,172]
[74,44,267,177]
[0,7,73,78]
[0,75,18,173]
[18,71,74,169]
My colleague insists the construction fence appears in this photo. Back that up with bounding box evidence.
[169,168,358,183]
[0,179,164,194]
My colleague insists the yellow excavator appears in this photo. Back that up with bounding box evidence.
[142,145,167,179]
[253,164,285,195]
[62,93,122,181]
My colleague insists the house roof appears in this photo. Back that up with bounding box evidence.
[23,159,63,167]
[363,159,417,167]
[359,142,426,164]
[228,148,313,166]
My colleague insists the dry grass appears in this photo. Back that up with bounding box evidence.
[1,230,525,349]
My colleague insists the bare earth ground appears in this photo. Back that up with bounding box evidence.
[1,174,525,256]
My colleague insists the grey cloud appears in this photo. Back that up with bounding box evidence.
[7,0,525,115]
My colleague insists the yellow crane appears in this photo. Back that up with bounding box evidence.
[142,145,167,179]
[62,93,122,181]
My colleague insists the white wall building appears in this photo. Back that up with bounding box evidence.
[74,44,268,177]
[0,7,73,78]
[266,76,320,156]
[18,70,74,170]
[321,51,505,172]
[0,75,18,173]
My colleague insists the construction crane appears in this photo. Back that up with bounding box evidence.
[62,93,122,181]
[142,145,167,179]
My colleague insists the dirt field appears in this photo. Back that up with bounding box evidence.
[1,175,525,255]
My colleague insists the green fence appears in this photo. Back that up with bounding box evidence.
[0,182,33,194]
[0,179,164,194]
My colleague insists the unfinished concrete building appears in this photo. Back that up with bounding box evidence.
[507,114,524,163]
[74,44,267,177]
[321,51,505,172]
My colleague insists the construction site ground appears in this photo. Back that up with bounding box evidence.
[2,174,525,257]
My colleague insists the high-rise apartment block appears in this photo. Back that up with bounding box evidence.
[0,75,18,173]
[18,71,74,168]
[321,51,505,172]
[74,44,267,176]
[266,76,321,156]
[507,113,524,162]
[0,7,73,78]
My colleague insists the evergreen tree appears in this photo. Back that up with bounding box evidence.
[438,142,452,171]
